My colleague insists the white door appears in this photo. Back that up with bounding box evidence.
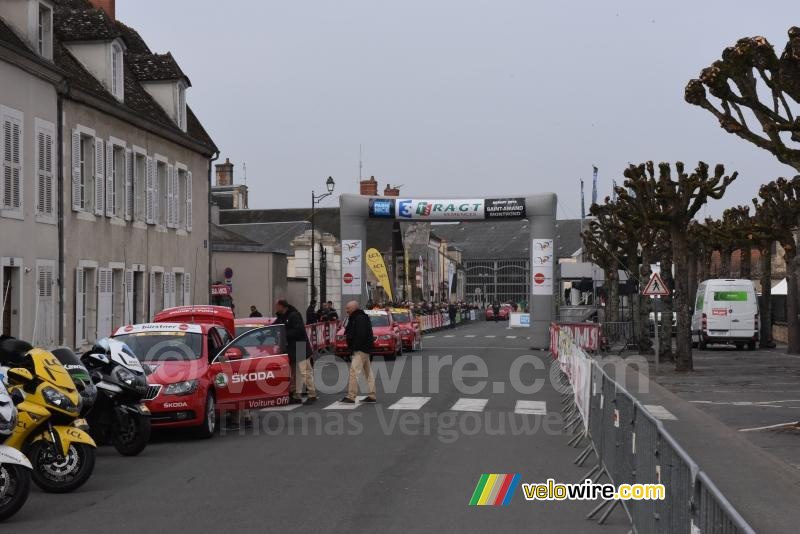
[724,284,756,339]
[35,262,55,347]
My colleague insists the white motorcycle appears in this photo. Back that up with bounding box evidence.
[0,370,32,521]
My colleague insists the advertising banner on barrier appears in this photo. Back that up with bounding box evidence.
[508,313,530,328]
[551,322,600,355]
[555,325,592,430]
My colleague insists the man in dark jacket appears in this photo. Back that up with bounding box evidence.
[275,299,317,405]
[323,301,339,322]
[492,301,500,322]
[342,300,376,403]
[306,300,318,325]
[249,305,263,318]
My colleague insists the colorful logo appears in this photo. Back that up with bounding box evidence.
[469,474,521,505]
[369,199,394,218]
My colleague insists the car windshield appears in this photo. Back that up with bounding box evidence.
[369,315,390,327]
[391,313,411,324]
[113,332,203,362]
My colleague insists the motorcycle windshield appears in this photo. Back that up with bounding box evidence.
[29,348,79,392]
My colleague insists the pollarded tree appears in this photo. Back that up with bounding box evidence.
[654,162,737,371]
[685,27,800,172]
[750,198,784,348]
[754,176,800,353]
[583,201,626,323]
[722,205,756,279]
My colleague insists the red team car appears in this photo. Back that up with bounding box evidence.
[112,306,290,437]
[390,308,422,351]
[335,309,403,360]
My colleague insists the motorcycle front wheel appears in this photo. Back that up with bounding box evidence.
[0,463,30,521]
[29,441,95,493]
[111,412,151,456]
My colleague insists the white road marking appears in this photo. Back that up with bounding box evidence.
[444,335,455,338]
[644,404,677,421]
[464,334,476,338]
[515,400,547,415]
[388,396,431,410]
[450,398,489,412]
[505,335,517,339]
[324,400,362,410]
[484,335,496,338]
[739,421,800,432]
[259,404,302,412]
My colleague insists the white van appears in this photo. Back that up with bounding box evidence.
[691,279,759,350]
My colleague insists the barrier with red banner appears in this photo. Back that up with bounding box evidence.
[550,322,600,357]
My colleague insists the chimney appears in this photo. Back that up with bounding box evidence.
[383,184,400,197]
[88,0,116,21]
[360,176,378,196]
[215,158,234,186]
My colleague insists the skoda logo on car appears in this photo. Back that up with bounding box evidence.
[231,371,276,384]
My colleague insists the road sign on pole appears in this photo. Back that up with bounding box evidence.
[643,272,670,297]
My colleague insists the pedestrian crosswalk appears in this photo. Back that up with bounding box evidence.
[273,396,548,415]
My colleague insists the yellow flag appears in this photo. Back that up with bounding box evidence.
[366,248,393,302]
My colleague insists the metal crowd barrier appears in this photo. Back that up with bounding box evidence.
[556,324,755,534]
[305,321,339,352]
[600,321,635,354]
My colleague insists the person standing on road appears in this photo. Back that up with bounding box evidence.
[342,300,377,404]
[249,305,263,318]
[306,300,318,325]
[275,299,317,405]
[492,301,500,322]
[448,302,457,328]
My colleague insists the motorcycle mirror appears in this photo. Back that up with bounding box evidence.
[6,367,33,384]
[10,388,24,406]
[224,347,244,361]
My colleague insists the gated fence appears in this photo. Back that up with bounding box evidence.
[553,323,755,534]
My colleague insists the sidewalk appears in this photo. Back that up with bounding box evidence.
[602,349,800,533]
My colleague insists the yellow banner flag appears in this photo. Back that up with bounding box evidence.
[366,248,393,302]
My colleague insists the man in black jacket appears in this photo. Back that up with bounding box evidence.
[275,299,317,405]
[342,300,376,403]
[306,300,318,325]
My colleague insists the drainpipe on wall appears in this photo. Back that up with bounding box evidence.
[56,93,65,344]
[208,151,220,303]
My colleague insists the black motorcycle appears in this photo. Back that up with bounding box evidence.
[58,339,151,456]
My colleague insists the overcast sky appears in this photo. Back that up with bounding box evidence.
[118,1,796,219]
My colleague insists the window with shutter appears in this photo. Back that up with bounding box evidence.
[71,130,82,211]
[183,272,192,305]
[124,270,134,324]
[97,268,113,338]
[149,271,156,320]
[125,149,133,220]
[172,167,179,228]
[2,111,23,212]
[94,137,104,216]
[186,171,192,231]
[35,123,55,218]
[35,262,55,347]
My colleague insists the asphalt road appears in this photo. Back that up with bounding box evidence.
[5,321,629,533]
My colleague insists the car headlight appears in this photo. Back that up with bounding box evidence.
[164,379,199,396]
[42,386,79,413]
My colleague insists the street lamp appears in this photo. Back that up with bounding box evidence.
[311,176,335,302]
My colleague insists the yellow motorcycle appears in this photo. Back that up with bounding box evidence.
[4,347,96,493]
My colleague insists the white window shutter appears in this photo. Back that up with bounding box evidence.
[105,142,114,217]
[162,273,169,310]
[185,171,192,231]
[94,137,104,216]
[2,117,22,210]
[149,271,156,320]
[171,167,179,227]
[166,164,175,228]
[36,130,44,214]
[183,272,191,305]
[44,131,53,215]
[97,268,113,338]
[34,264,55,347]
[71,130,82,211]
[124,269,134,325]
[124,149,133,220]
[146,157,155,224]
[75,267,85,347]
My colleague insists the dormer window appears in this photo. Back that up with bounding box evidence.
[176,82,187,131]
[37,2,53,59]
[111,42,124,101]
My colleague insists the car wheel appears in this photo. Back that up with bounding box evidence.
[194,392,216,439]
[735,343,744,350]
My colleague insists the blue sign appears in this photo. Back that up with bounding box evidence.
[397,199,413,218]
[369,199,395,218]
[520,314,530,326]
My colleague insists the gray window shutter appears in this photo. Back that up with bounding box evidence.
[105,142,114,217]
[167,164,175,228]
[183,272,191,305]
[124,149,133,220]
[124,269,134,325]
[72,130,81,211]
[186,171,192,231]
[146,157,155,224]
[75,267,85,348]
[94,137,104,216]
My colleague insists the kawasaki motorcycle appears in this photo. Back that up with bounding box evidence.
[0,375,31,521]
[79,339,151,456]
[0,339,96,493]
